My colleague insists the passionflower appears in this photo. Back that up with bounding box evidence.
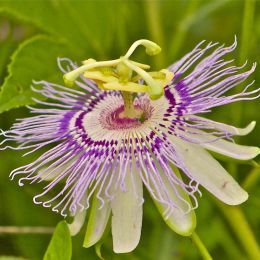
[1,39,259,253]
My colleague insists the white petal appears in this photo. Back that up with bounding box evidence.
[68,209,86,236]
[184,129,260,160]
[192,116,256,136]
[111,165,143,253]
[83,195,111,248]
[169,136,248,205]
[151,168,196,236]
[203,139,259,160]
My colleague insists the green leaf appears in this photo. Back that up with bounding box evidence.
[0,24,17,85]
[0,0,118,57]
[43,221,72,260]
[0,35,68,113]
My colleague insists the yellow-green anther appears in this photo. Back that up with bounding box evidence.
[124,39,161,59]
[149,71,167,79]
[148,84,164,100]
[63,74,76,87]
[103,81,148,93]
[83,71,118,84]
[99,67,116,76]
[63,59,120,86]
[63,39,171,100]
[132,71,167,83]
[123,59,164,99]
[129,60,150,70]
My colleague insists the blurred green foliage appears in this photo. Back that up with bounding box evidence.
[0,0,259,259]
[43,221,71,260]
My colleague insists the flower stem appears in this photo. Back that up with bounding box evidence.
[191,232,213,260]
[242,160,260,190]
[217,203,260,260]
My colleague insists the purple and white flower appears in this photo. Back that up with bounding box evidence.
[1,39,259,253]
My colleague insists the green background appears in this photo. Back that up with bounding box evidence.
[0,0,259,259]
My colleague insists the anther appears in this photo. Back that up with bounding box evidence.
[63,39,173,100]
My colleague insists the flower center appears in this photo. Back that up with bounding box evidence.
[66,92,167,143]
[63,39,174,118]
[99,95,153,131]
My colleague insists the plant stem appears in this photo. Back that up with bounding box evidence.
[242,161,260,190]
[233,0,255,127]
[228,0,255,176]
[239,0,255,64]
[217,203,260,260]
[0,226,54,234]
[191,232,213,260]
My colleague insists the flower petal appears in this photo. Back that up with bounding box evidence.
[191,116,256,136]
[169,136,248,205]
[111,166,143,253]
[202,138,259,160]
[151,167,196,236]
[183,129,260,160]
[83,195,111,248]
[68,209,86,236]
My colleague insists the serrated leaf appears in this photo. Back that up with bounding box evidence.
[0,35,68,113]
[43,221,72,260]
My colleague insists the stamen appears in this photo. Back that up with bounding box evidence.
[63,39,173,101]
[63,59,120,87]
